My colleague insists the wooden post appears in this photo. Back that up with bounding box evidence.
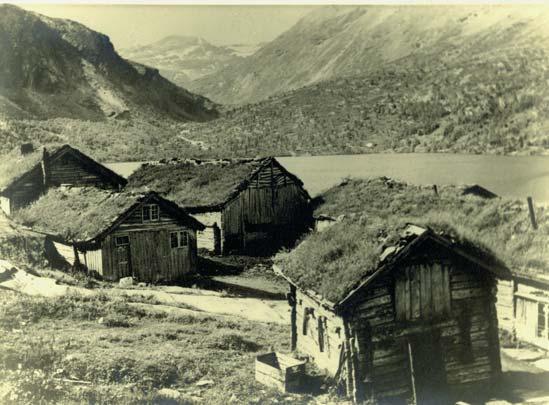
[289,285,297,351]
[432,184,438,196]
[407,340,418,405]
[527,197,537,230]
[41,147,50,191]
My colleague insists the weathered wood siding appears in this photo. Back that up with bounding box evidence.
[221,163,310,254]
[294,290,345,375]
[514,283,549,350]
[48,153,117,188]
[496,279,515,332]
[343,258,500,403]
[5,165,44,212]
[100,204,197,282]
[53,241,76,265]
[82,248,103,275]
[193,211,222,253]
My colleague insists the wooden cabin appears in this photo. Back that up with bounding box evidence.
[0,144,127,215]
[127,157,312,255]
[275,222,511,404]
[15,188,204,282]
[497,274,549,350]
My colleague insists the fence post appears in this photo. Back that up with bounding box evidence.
[527,196,537,230]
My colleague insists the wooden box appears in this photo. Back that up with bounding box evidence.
[255,352,307,393]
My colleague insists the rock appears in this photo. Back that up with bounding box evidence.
[195,379,214,387]
[137,282,147,288]
[157,388,181,400]
[97,317,104,324]
[119,277,134,287]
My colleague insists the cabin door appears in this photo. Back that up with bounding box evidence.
[407,331,448,405]
[115,242,132,279]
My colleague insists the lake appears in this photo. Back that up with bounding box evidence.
[106,153,549,203]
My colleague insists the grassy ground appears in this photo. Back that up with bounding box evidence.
[0,290,317,405]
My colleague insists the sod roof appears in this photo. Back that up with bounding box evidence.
[14,187,204,242]
[275,177,548,303]
[0,144,126,193]
[275,219,509,305]
[126,157,305,210]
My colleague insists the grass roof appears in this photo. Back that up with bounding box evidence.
[126,158,270,209]
[275,177,548,302]
[15,188,148,241]
[0,147,48,191]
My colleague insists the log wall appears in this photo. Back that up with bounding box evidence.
[345,259,500,403]
[47,153,118,188]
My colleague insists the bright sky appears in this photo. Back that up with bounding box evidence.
[16,4,315,49]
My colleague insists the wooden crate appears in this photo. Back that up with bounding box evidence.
[255,352,307,393]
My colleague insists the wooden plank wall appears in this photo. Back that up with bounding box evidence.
[100,204,197,282]
[193,211,222,253]
[496,279,515,332]
[295,291,346,376]
[0,196,11,215]
[8,166,44,211]
[82,248,103,275]
[48,153,118,188]
[221,164,310,253]
[514,283,549,350]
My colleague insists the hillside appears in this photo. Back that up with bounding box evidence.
[120,36,256,89]
[0,5,218,122]
[193,5,549,106]
[182,57,549,155]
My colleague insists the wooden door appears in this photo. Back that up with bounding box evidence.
[408,331,448,405]
[115,244,132,279]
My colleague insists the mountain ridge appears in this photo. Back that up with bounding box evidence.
[0,4,218,121]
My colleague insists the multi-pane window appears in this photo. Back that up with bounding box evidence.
[170,231,188,249]
[142,204,159,222]
[115,235,129,246]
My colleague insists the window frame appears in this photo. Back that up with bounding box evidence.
[170,231,189,249]
[115,235,130,246]
[142,204,160,222]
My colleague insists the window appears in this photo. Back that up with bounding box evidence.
[115,235,129,246]
[170,231,189,249]
[318,316,326,353]
[142,204,159,222]
[302,307,314,336]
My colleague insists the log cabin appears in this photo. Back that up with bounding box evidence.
[127,157,312,255]
[0,144,127,215]
[274,221,511,405]
[15,187,204,282]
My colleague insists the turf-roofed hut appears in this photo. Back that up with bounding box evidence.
[127,157,312,255]
[15,187,205,282]
[314,177,549,353]
[0,144,127,215]
[274,220,511,405]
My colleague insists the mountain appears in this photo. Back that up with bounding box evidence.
[193,5,549,105]
[0,5,218,121]
[120,36,259,89]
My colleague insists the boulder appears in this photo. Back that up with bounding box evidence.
[119,277,134,287]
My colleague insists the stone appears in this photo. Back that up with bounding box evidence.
[119,277,134,287]
[156,388,181,400]
[195,379,214,387]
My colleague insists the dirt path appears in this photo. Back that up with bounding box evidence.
[0,261,290,324]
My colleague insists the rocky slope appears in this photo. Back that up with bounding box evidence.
[193,5,549,106]
[0,5,218,121]
[119,36,259,89]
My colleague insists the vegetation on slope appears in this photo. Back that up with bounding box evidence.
[0,291,301,404]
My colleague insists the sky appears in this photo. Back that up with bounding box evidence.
[16,4,315,49]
